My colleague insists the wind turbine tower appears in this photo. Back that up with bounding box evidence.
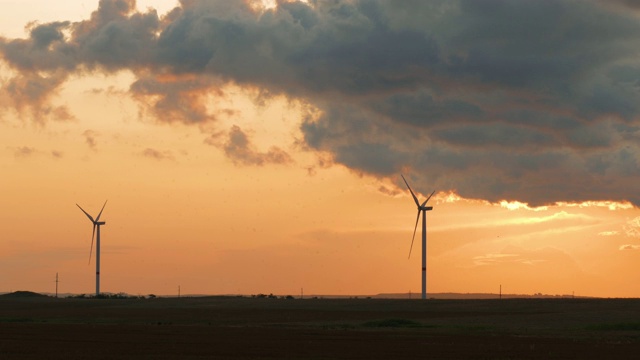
[401,175,435,300]
[77,200,107,296]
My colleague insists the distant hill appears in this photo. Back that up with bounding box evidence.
[0,291,49,298]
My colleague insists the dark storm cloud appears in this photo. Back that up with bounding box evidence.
[432,124,558,149]
[369,90,486,128]
[606,0,640,10]
[1,22,74,72]
[2,0,640,205]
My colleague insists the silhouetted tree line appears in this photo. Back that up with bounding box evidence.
[67,293,148,299]
[252,293,295,299]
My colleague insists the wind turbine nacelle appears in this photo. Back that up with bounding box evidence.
[424,206,433,211]
[96,221,106,225]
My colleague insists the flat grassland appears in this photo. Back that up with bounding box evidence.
[1,295,640,359]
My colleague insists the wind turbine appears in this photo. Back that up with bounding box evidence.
[401,175,435,300]
[76,200,107,296]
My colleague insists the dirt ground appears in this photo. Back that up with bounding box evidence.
[1,295,639,359]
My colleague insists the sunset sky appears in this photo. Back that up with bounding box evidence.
[2,0,640,298]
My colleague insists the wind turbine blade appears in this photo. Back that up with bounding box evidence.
[401,174,420,207]
[95,200,108,222]
[424,190,436,204]
[409,210,420,259]
[89,224,96,265]
[76,204,95,223]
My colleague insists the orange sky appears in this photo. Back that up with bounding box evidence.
[2,0,640,298]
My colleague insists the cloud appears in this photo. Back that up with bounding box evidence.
[2,0,640,205]
[222,125,293,166]
[0,71,74,123]
[13,146,37,158]
[10,146,63,159]
[624,216,640,238]
[598,231,619,237]
[619,244,640,251]
[555,201,634,211]
[141,148,173,161]
[130,73,222,123]
[82,130,99,150]
[376,184,402,197]
[606,0,640,10]
[476,210,591,228]
[499,201,548,212]
[473,246,577,268]
[473,253,521,266]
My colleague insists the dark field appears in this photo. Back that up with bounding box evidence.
[1,295,640,359]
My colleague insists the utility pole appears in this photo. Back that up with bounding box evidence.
[499,284,502,300]
[55,273,59,298]
[178,285,181,298]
